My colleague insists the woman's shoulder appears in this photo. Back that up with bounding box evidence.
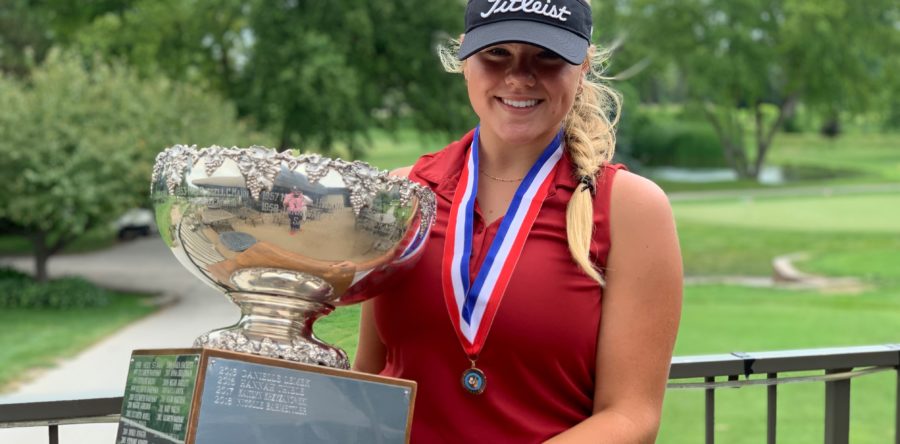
[608,169,674,230]
[610,169,666,200]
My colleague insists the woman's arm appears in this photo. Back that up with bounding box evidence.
[353,299,387,373]
[546,171,683,443]
[352,165,413,373]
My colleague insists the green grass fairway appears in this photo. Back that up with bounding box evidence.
[674,193,900,233]
[806,248,900,286]
[0,293,155,391]
[677,218,900,278]
[672,285,900,356]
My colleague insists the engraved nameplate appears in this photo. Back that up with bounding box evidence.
[116,353,201,444]
[193,356,412,443]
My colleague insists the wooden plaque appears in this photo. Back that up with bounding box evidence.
[115,348,415,444]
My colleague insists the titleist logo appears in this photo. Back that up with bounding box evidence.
[480,0,573,22]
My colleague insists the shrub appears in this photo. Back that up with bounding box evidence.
[0,267,30,282]
[0,273,110,309]
[627,113,727,168]
[668,122,727,167]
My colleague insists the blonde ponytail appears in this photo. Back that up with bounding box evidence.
[564,45,621,285]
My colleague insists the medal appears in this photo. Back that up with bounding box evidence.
[442,126,564,395]
[461,361,487,395]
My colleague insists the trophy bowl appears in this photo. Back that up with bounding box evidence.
[151,145,435,369]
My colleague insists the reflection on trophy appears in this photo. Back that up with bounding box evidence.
[151,145,435,369]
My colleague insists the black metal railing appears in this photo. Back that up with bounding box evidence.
[1,344,898,444]
[668,344,900,444]
[0,396,120,443]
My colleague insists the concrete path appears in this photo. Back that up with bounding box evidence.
[0,236,239,444]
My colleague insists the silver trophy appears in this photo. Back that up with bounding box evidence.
[151,145,435,369]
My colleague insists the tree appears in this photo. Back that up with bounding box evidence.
[241,0,471,154]
[242,3,371,153]
[73,0,248,96]
[0,0,136,77]
[0,50,265,281]
[625,0,898,179]
[0,0,54,77]
[71,0,472,155]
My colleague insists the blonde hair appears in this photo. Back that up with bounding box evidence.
[563,46,620,284]
[438,39,621,285]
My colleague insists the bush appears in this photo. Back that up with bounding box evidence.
[668,123,727,167]
[628,113,727,168]
[0,272,110,309]
[0,267,30,282]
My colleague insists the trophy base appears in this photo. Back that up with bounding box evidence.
[196,292,351,368]
[194,330,350,369]
[116,348,415,444]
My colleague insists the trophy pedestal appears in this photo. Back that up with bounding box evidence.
[115,348,415,444]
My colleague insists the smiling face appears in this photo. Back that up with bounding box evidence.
[463,43,586,152]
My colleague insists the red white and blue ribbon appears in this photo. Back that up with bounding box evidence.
[397,219,427,263]
[442,126,564,357]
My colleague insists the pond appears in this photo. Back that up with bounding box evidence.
[647,166,785,184]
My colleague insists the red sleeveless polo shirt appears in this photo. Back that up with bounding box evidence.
[373,130,623,443]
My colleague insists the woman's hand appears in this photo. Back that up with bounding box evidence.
[389,166,412,178]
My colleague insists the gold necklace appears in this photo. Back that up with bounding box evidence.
[479,169,524,182]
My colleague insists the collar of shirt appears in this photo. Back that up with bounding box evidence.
[413,129,580,204]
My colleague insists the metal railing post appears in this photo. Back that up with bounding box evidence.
[705,376,715,444]
[767,373,777,444]
[49,424,58,444]
[824,368,852,444]
[894,365,899,444]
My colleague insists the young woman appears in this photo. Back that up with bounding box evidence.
[355,0,682,442]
